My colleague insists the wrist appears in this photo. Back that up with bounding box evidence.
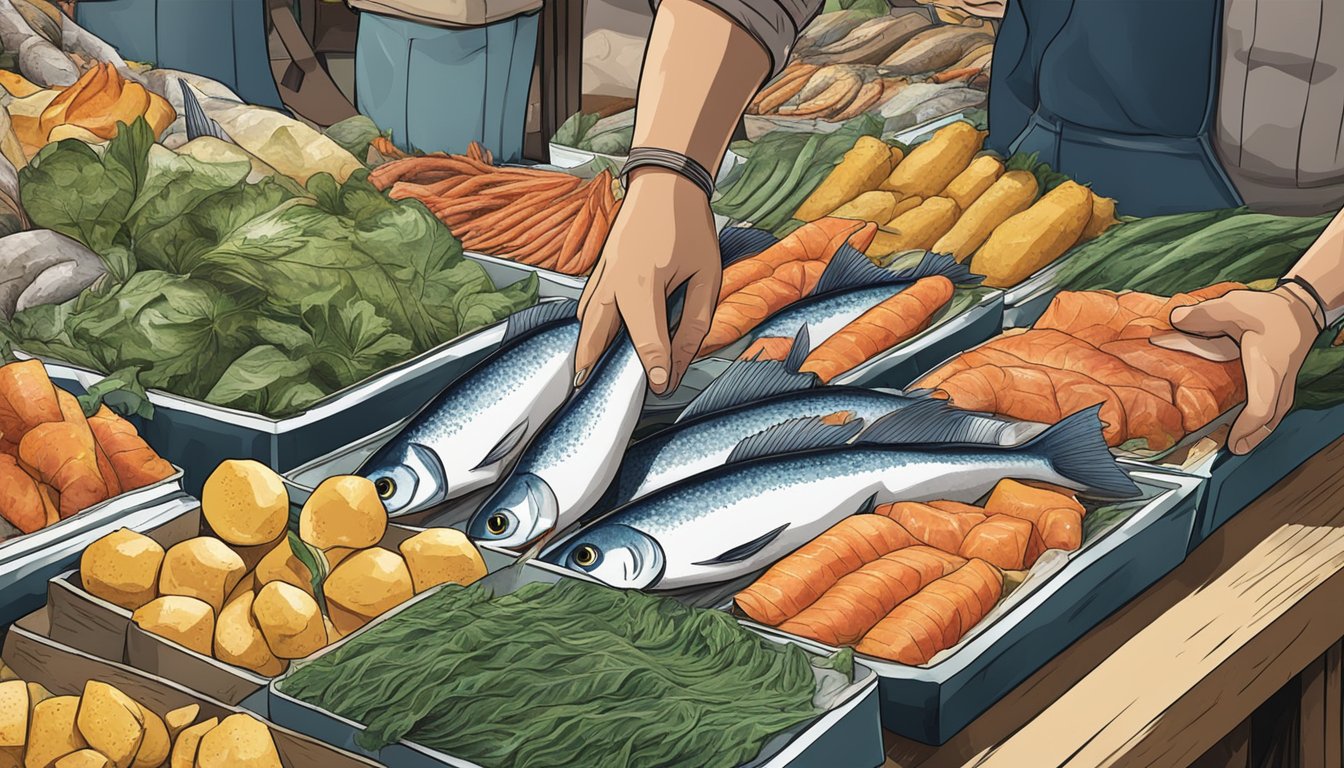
[1273,282,1325,331]
[625,167,709,203]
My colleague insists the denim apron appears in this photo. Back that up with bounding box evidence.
[986,0,1244,216]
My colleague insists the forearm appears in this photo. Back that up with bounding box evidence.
[631,0,772,176]
[1286,208,1344,324]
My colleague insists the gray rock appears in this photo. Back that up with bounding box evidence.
[0,230,107,319]
[18,34,77,86]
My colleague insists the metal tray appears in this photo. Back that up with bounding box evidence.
[725,467,1203,745]
[267,559,886,768]
[19,259,577,495]
[0,470,189,629]
[643,288,1004,418]
[1000,255,1073,329]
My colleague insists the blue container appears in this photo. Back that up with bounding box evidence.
[75,0,285,109]
[352,7,539,162]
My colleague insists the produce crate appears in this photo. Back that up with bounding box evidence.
[644,287,1004,419]
[1,608,382,767]
[266,558,886,768]
[44,501,517,706]
[729,466,1203,744]
[19,261,577,495]
[0,471,189,630]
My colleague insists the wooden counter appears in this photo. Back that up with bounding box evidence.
[885,436,1344,768]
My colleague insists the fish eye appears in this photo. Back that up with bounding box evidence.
[486,513,509,535]
[374,477,396,500]
[572,544,600,568]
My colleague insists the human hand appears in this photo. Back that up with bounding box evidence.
[1160,286,1321,455]
[574,168,721,395]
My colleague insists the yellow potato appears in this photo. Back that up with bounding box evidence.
[26,696,87,768]
[201,460,288,546]
[0,681,27,748]
[325,548,414,635]
[163,705,198,740]
[299,476,387,551]
[398,529,487,593]
[158,538,245,615]
[214,592,287,676]
[253,582,326,660]
[80,529,165,612]
[254,541,315,597]
[74,681,144,767]
[194,715,281,768]
[26,684,51,711]
[52,751,110,768]
[131,704,169,768]
[168,718,215,768]
[132,596,215,656]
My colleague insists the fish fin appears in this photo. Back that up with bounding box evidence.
[694,523,788,565]
[856,398,981,445]
[783,325,811,373]
[474,420,528,469]
[676,357,818,423]
[888,250,982,285]
[812,248,981,297]
[726,415,865,465]
[502,299,579,344]
[718,226,779,267]
[855,491,879,515]
[1022,405,1141,499]
[179,80,231,143]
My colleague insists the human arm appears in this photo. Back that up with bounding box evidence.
[573,0,795,393]
[1162,208,1344,454]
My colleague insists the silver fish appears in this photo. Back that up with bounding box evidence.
[360,300,579,517]
[541,403,1139,590]
[466,335,646,548]
[600,330,1027,512]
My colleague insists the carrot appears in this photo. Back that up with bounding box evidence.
[463,189,573,243]
[0,360,63,456]
[876,501,984,553]
[800,275,954,382]
[778,546,965,646]
[18,421,109,519]
[369,156,477,189]
[571,200,615,275]
[739,337,795,362]
[958,515,1044,570]
[930,66,981,84]
[985,479,1085,552]
[735,515,918,626]
[88,406,173,492]
[388,177,468,201]
[557,186,604,274]
[0,454,49,534]
[471,190,586,253]
[856,558,1003,664]
[719,218,874,301]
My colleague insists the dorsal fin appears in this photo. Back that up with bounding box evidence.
[180,81,231,143]
[726,415,864,464]
[693,523,788,565]
[783,324,810,373]
[718,226,779,267]
[676,332,817,423]
[502,299,578,344]
[812,247,982,297]
[856,398,982,446]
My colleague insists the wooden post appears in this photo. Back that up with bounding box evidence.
[1299,640,1343,768]
[1189,719,1250,768]
[526,0,585,162]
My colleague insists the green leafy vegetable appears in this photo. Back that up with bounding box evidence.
[5,118,539,418]
[281,579,825,766]
[77,366,153,419]
[287,531,330,613]
[1005,151,1072,195]
[324,115,386,161]
[552,111,600,149]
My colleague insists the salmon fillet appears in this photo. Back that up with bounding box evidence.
[876,502,985,553]
[856,558,1003,664]
[958,515,1045,570]
[1100,339,1246,433]
[982,329,1174,401]
[985,479,1085,552]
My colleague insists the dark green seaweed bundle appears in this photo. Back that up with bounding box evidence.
[281,579,823,768]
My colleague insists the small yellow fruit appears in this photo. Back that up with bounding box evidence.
[253,582,326,660]
[194,714,281,768]
[25,696,87,768]
[0,681,27,748]
[299,476,387,551]
[254,541,314,597]
[131,704,169,768]
[201,460,289,546]
[74,681,144,767]
[132,596,215,656]
[168,717,215,768]
[324,548,414,636]
[214,592,287,677]
[80,529,165,611]
[158,538,245,615]
[398,529,487,593]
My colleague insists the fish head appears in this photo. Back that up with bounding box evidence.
[466,473,560,548]
[542,524,665,590]
[362,442,447,517]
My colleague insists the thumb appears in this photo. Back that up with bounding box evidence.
[1169,297,1246,340]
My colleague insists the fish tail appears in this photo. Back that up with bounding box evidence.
[1022,405,1141,499]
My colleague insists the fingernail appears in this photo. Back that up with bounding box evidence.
[573,368,589,388]
[1232,438,1253,455]
[648,367,668,390]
